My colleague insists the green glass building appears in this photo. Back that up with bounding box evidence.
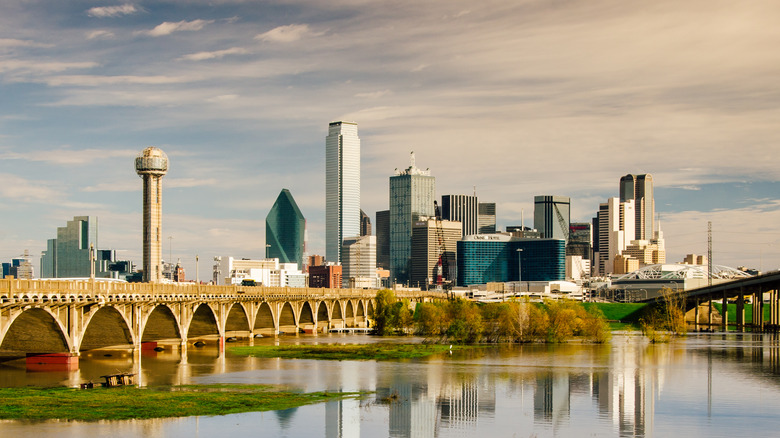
[266,189,306,267]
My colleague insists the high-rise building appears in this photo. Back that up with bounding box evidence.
[410,217,462,288]
[2,251,33,279]
[326,121,361,264]
[567,222,592,260]
[441,194,478,237]
[389,152,435,285]
[457,235,565,285]
[596,198,635,275]
[341,235,376,282]
[360,209,372,236]
[266,188,306,267]
[375,210,390,269]
[534,195,570,243]
[619,174,654,241]
[135,147,168,282]
[478,202,496,234]
[39,216,130,279]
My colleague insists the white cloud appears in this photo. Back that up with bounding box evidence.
[0,148,136,165]
[0,60,97,75]
[141,19,214,37]
[86,4,139,18]
[0,38,52,48]
[86,30,115,40]
[178,47,248,61]
[166,177,219,188]
[355,90,391,99]
[255,24,319,43]
[0,173,60,203]
[44,75,194,87]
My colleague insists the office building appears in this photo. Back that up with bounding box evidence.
[389,152,435,285]
[441,194,478,237]
[376,210,390,269]
[596,198,635,275]
[410,217,462,288]
[620,174,654,241]
[534,195,570,243]
[478,202,496,234]
[360,209,372,236]
[2,251,33,279]
[212,256,305,287]
[309,264,343,288]
[326,121,361,264]
[341,235,377,285]
[266,188,306,267]
[457,235,565,285]
[507,226,542,239]
[567,222,592,259]
[135,147,168,282]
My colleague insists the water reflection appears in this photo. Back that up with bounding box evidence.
[1,333,780,437]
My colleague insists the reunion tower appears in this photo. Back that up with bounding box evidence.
[135,147,168,283]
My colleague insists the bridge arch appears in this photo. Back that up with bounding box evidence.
[141,304,182,343]
[224,303,251,336]
[278,302,297,333]
[188,303,220,339]
[253,302,276,334]
[299,302,315,326]
[79,306,134,351]
[332,300,343,320]
[0,307,70,354]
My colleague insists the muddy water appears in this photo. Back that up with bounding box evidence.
[1,332,779,437]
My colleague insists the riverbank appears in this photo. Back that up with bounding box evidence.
[0,385,365,421]
[229,343,462,360]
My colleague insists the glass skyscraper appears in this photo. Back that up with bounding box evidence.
[457,235,565,285]
[326,121,361,264]
[389,152,435,285]
[266,188,306,267]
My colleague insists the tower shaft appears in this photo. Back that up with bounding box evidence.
[142,175,163,282]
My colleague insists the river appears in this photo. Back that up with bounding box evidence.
[1,332,779,437]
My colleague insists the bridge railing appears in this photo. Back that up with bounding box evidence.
[0,278,446,300]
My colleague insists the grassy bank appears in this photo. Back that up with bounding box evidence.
[712,303,770,323]
[582,302,649,329]
[0,385,364,422]
[230,343,462,360]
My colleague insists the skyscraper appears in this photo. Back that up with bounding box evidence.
[376,210,390,269]
[441,194,479,237]
[619,174,654,241]
[135,147,168,283]
[534,195,571,243]
[326,121,361,264]
[360,209,372,236]
[410,217,461,288]
[478,202,497,234]
[596,197,635,275]
[266,188,306,267]
[389,152,435,285]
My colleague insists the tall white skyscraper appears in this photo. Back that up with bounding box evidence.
[596,197,635,275]
[326,121,361,264]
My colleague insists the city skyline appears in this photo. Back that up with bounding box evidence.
[1,1,780,279]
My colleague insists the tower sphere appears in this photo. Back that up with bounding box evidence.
[135,147,168,177]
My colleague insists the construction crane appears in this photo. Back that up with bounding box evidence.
[432,201,447,291]
[553,203,569,242]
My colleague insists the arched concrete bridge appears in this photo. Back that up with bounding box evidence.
[0,278,444,360]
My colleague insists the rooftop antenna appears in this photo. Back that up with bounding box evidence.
[473,186,476,197]
[521,208,524,230]
[410,151,415,169]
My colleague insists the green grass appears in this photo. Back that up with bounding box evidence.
[583,303,649,328]
[712,302,770,323]
[229,344,462,360]
[0,385,364,422]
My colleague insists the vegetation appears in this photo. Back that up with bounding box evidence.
[229,344,461,360]
[712,302,770,324]
[0,385,364,422]
[372,291,611,344]
[639,288,687,342]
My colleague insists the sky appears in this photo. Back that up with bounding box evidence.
[1,0,780,281]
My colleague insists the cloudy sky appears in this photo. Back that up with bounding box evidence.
[2,0,780,280]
